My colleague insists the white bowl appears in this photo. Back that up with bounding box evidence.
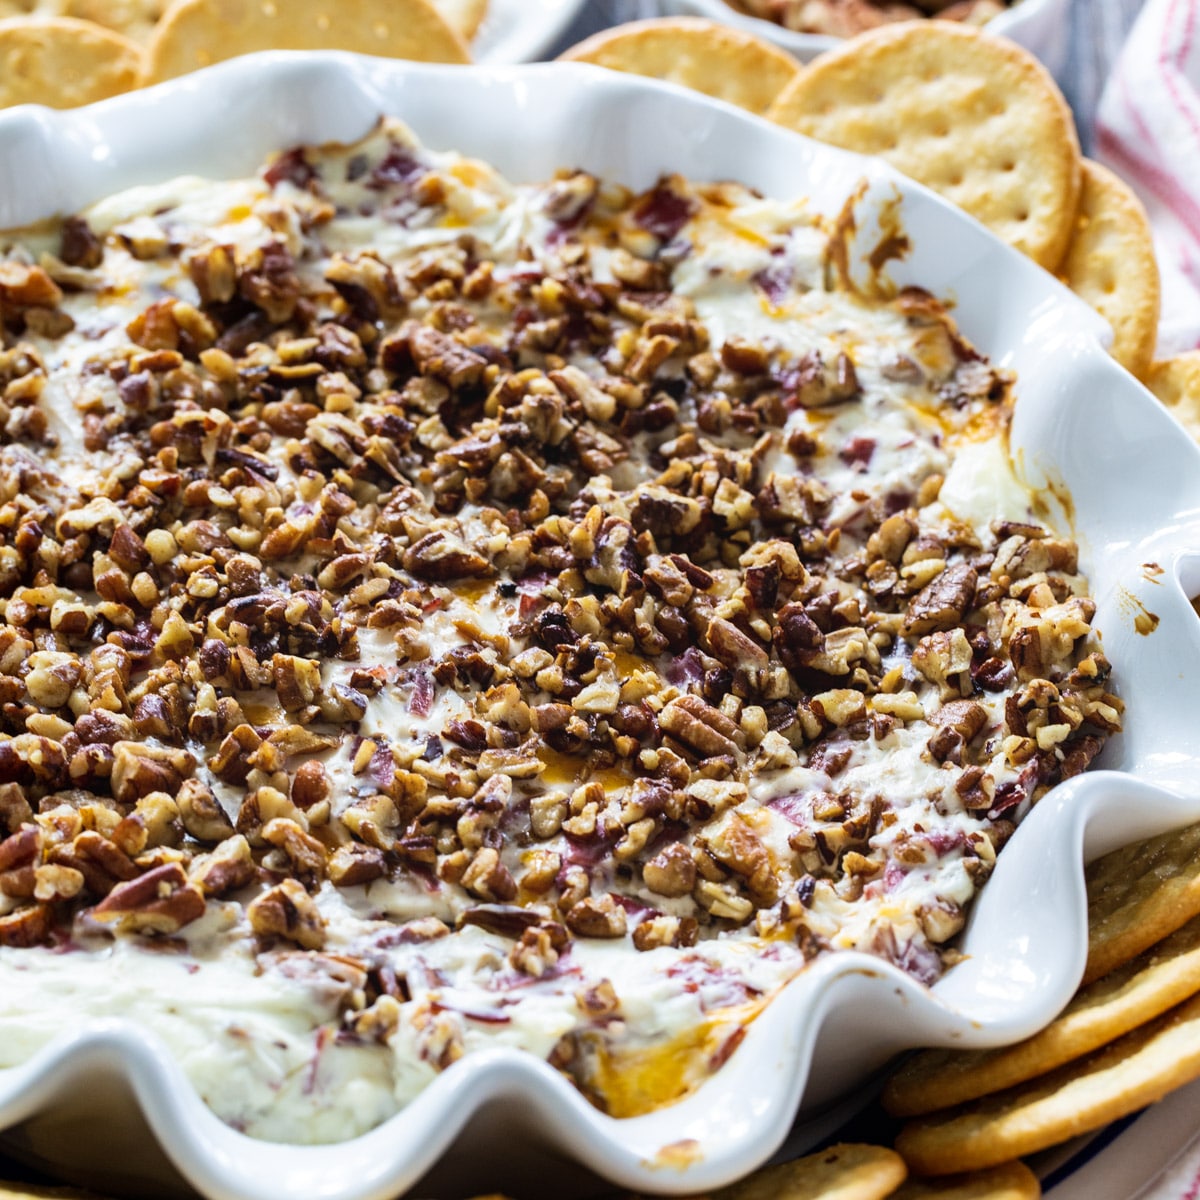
[0,53,1197,1200]
[470,0,588,64]
[660,0,1072,78]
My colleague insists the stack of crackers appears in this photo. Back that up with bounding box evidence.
[0,0,487,108]
[881,826,1200,1184]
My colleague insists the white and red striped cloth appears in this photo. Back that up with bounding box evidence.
[1060,5,1200,1191]
[1097,0,1200,356]
[1154,1148,1200,1200]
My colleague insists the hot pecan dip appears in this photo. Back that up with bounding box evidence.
[0,120,1120,1141]
[728,0,1014,38]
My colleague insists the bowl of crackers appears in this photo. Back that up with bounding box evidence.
[0,13,1199,1200]
[660,0,1071,76]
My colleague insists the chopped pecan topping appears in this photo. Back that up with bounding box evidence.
[642,843,696,898]
[190,835,256,897]
[327,844,387,887]
[0,904,52,947]
[248,878,326,950]
[402,532,490,581]
[404,323,487,388]
[91,863,206,935]
[111,742,195,804]
[460,847,517,903]
[904,562,978,635]
[933,700,988,741]
[705,617,769,675]
[60,217,103,269]
[563,893,627,939]
[659,695,742,759]
[0,262,62,310]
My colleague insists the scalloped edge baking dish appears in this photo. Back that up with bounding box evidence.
[0,54,1198,1200]
[659,0,1072,77]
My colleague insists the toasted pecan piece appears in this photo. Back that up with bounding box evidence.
[660,694,742,758]
[91,863,206,935]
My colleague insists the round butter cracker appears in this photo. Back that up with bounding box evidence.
[1084,820,1200,987]
[143,0,470,84]
[1062,160,1160,380]
[896,989,1200,1175]
[884,912,1200,1117]
[890,1161,1040,1200]
[1147,351,1200,444]
[0,0,167,41]
[767,20,1082,269]
[712,1143,907,1200]
[560,18,801,118]
[0,15,141,108]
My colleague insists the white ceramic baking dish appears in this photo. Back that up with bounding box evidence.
[0,53,1197,1200]
[660,0,1071,78]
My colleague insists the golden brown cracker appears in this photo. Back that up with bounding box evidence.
[896,989,1200,1175]
[884,913,1200,1117]
[1084,821,1200,986]
[559,18,801,118]
[1062,160,1160,379]
[429,0,486,41]
[0,16,140,107]
[1147,351,1200,443]
[711,1143,907,1200]
[890,1161,1040,1200]
[64,0,164,42]
[767,20,1081,269]
[0,0,168,42]
[143,0,470,84]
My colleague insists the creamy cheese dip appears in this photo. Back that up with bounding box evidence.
[0,120,1121,1140]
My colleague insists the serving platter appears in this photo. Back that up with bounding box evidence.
[0,53,1197,1200]
[1034,1087,1200,1199]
